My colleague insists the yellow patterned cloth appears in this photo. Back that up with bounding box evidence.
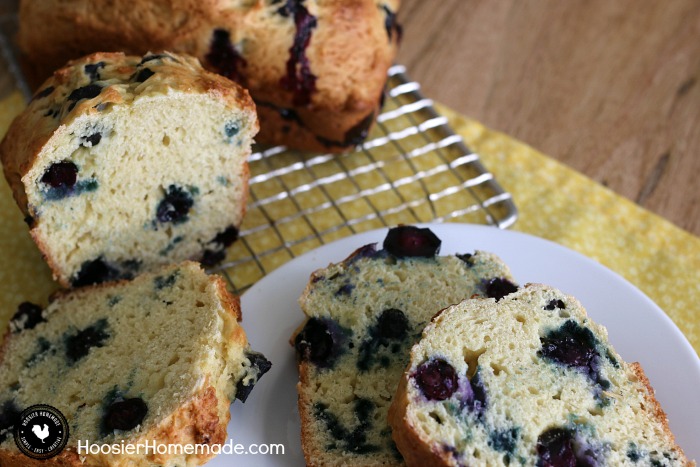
[0,92,697,356]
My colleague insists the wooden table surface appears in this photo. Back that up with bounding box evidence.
[397,0,700,237]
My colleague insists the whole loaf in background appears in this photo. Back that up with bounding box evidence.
[18,0,402,153]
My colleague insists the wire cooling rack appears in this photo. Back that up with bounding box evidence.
[216,64,517,292]
[0,9,517,294]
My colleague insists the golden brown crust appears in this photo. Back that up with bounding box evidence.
[628,362,694,466]
[212,273,243,322]
[18,0,400,152]
[144,384,228,466]
[296,362,320,466]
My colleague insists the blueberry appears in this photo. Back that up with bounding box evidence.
[539,320,600,381]
[206,28,247,82]
[313,399,379,454]
[357,308,410,370]
[456,253,474,265]
[545,299,566,311]
[345,244,378,264]
[10,302,45,332]
[295,318,346,367]
[154,271,178,290]
[489,427,519,454]
[377,308,409,340]
[67,84,103,111]
[413,358,458,401]
[335,283,354,296]
[133,68,155,83]
[317,112,375,148]
[41,161,78,189]
[156,185,194,224]
[537,428,577,467]
[200,249,226,267]
[278,0,318,106]
[465,370,488,416]
[383,225,441,258]
[342,112,375,146]
[65,319,110,363]
[81,132,102,147]
[72,257,123,287]
[627,446,641,462]
[278,106,303,123]
[212,225,239,247]
[484,277,518,301]
[103,398,148,432]
[32,86,54,101]
[0,401,21,443]
[224,121,240,141]
[84,61,105,81]
[235,351,272,403]
[25,338,53,367]
[382,5,403,43]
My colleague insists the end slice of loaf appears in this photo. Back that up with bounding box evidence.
[388,283,693,467]
[0,261,270,467]
[292,226,518,466]
[0,51,259,287]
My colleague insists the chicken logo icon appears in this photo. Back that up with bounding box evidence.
[13,404,69,460]
[32,423,50,443]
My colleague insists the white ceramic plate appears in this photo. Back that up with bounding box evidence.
[210,224,700,465]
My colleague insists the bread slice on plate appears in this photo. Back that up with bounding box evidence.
[0,51,258,287]
[388,283,693,466]
[0,261,270,467]
[292,225,518,466]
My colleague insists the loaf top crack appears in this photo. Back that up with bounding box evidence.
[0,51,258,287]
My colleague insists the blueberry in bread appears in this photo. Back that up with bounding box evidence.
[0,51,258,287]
[388,284,693,466]
[18,0,401,153]
[0,261,270,466]
[292,226,518,466]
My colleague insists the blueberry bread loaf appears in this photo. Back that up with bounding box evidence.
[388,284,693,467]
[0,261,271,466]
[18,0,401,153]
[0,51,258,288]
[292,226,518,466]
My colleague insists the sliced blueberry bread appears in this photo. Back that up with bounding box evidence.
[292,226,518,466]
[0,51,258,287]
[18,0,401,152]
[0,261,271,466]
[388,284,693,467]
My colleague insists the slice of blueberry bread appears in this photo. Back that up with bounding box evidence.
[388,283,693,467]
[0,261,271,466]
[0,51,258,287]
[292,226,518,466]
[18,0,400,153]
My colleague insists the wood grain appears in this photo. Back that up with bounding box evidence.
[397,0,700,236]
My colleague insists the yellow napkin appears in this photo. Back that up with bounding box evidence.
[438,104,699,356]
[0,92,697,356]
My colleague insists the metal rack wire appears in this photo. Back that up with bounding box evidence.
[215,65,517,292]
[0,12,517,294]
